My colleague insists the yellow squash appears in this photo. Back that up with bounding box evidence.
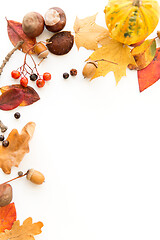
[104,0,160,45]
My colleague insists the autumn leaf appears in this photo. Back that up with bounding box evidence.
[129,38,156,70]
[88,38,136,84]
[7,19,36,54]
[0,122,36,174]
[0,217,43,240]
[0,84,40,106]
[0,203,17,233]
[73,14,109,50]
[138,48,160,92]
[0,88,24,111]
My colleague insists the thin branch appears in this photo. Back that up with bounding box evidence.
[0,40,24,76]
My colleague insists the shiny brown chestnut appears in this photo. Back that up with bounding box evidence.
[47,31,74,55]
[0,184,13,207]
[22,12,44,38]
[44,7,66,32]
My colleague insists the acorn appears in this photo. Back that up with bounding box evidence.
[0,184,13,207]
[33,42,49,59]
[82,61,98,78]
[26,169,45,185]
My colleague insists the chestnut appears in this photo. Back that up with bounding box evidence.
[22,12,44,38]
[0,184,13,207]
[47,31,74,55]
[44,7,66,32]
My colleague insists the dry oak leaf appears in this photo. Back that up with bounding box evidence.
[89,37,136,84]
[0,122,36,174]
[7,19,36,54]
[0,217,43,240]
[73,13,109,50]
[0,202,17,233]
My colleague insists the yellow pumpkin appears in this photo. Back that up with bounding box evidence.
[104,0,160,45]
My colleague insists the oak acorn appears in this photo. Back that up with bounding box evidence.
[82,61,98,78]
[26,169,45,185]
[33,42,49,59]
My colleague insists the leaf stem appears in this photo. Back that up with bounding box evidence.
[95,59,118,65]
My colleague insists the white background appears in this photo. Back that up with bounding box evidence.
[1,0,160,239]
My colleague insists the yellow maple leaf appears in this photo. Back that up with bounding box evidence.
[89,38,136,84]
[0,217,43,240]
[0,122,35,174]
[73,13,109,50]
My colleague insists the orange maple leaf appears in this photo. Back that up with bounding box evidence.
[0,202,17,232]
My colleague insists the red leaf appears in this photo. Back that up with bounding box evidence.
[7,19,36,54]
[0,202,17,232]
[0,88,24,110]
[138,48,160,92]
[0,84,40,106]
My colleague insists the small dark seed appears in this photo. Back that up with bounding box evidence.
[70,69,77,76]
[63,72,69,79]
[2,140,9,147]
[30,73,38,81]
[18,171,24,176]
[14,112,21,119]
[0,135,4,141]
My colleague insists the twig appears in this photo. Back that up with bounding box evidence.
[0,40,24,76]
[1,172,28,185]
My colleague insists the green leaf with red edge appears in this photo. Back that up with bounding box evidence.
[7,19,36,54]
[0,84,40,106]
[0,202,17,232]
[138,48,160,92]
[0,88,24,111]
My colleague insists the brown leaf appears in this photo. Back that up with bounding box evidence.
[0,217,43,240]
[73,14,109,50]
[7,19,36,54]
[0,88,24,111]
[0,84,40,106]
[0,122,36,174]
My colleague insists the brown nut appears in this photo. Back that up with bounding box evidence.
[82,61,98,78]
[0,184,13,207]
[33,42,49,58]
[47,31,74,55]
[44,7,66,32]
[26,169,45,185]
[22,12,44,38]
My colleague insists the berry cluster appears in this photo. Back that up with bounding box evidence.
[11,70,51,88]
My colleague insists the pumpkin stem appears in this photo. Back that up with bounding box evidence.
[132,0,141,7]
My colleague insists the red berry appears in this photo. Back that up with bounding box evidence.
[43,72,51,81]
[36,79,45,88]
[11,70,21,79]
[20,77,28,87]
